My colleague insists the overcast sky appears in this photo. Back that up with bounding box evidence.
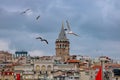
[0,0,120,59]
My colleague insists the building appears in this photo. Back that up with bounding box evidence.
[53,63,80,80]
[12,51,31,65]
[14,51,28,58]
[0,71,14,80]
[14,64,34,80]
[34,58,54,80]
[0,51,12,63]
[55,22,70,62]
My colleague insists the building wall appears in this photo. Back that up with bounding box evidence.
[54,64,76,71]
[55,41,70,61]
[0,72,14,80]
[34,60,54,73]
[14,64,34,71]
[14,64,34,80]
[0,51,12,63]
[80,71,90,80]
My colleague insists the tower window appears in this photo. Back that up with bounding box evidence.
[60,44,61,48]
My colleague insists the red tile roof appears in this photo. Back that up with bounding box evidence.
[91,64,120,70]
[67,59,80,63]
[91,65,101,70]
[105,64,120,69]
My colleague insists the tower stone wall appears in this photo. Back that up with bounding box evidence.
[55,22,70,61]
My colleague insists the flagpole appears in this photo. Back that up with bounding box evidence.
[101,58,105,80]
[101,60,103,80]
[95,57,105,80]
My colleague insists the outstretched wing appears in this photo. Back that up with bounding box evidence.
[24,9,30,12]
[42,39,48,44]
[36,37,42,40]
[21,9,30,14]
[36,15,40,20]
[72,33,79,36]
[66,20,71,31]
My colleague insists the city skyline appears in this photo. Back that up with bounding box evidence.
[0,0,120,58]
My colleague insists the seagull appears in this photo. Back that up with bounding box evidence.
[36,15,40,20]
[66,20,79,36]
[20,9,30,14]
[41,39,48,44]
[36,37,48,44]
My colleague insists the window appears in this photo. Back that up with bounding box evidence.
[36,65,40,71]
[85,72,89,75]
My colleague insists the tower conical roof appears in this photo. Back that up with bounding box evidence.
[57,22,68,41]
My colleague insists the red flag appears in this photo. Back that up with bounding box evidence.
[16,74,20,80]
[95,66,102,80]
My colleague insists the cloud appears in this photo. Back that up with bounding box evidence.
[29,50,45,57]
[0,0,120,58]
[29,49,54,57]
[0,39,10,51]
[77,0,120,41]
[69,34,120,58]
[0,39,17,54]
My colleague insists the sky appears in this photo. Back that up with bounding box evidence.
[0,0,120,59]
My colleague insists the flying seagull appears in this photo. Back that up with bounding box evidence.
[36,15,40,20]
[20,9,30,14]
[36,37,48,44]
[66,20,79,36]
